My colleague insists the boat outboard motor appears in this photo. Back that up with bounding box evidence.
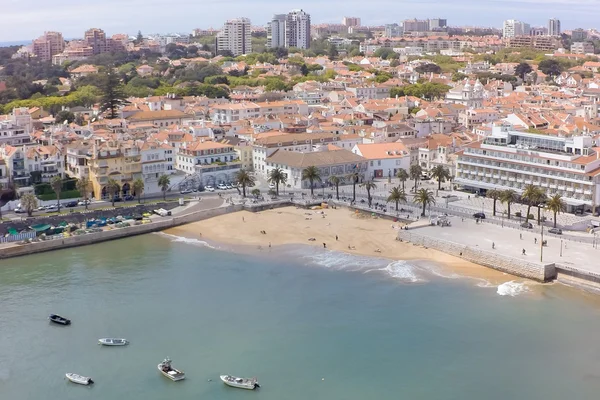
[254,383,260,388]
[88,379,94,384]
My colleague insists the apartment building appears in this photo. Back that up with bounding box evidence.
[32,31,65,61]
[176,140,240,186]
[267,14,287,48]
[65,142,92,180]
[126,110,191,127]
[346,85,390,100]
[88,141,142,200]
[384,24,402,38]
[26,145,64,183]
[503,20,530,38]
[84,28,108,55]
[548,18,561,36]
[571,42,594,54]
[140,142,175,194]
[459,109,501,129]
[352,143,411,179]
[216,18,252,56]
[455,124,600,211]
[286,9,311,49]
[507,35,559,51]
[0,146,30,186]
[212,102,260,124]
[403,19,429,32]
[342,17,361,27]
[0,121,31,146]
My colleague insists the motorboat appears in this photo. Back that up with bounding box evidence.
[158,358,185,381]
[98,338,128,346]
[49,314,71,325]
[65,373,94,385]
[220,375,260,390]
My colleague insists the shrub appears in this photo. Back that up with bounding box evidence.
[515,211,522,217]
[38,189,80,201]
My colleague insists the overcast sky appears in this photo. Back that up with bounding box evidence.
[1,0,598,41]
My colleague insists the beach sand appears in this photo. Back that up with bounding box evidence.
[165,206,514,284]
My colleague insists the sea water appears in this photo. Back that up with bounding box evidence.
[0,233,600,399]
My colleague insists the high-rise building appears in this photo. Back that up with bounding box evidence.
[571,28,587,42]
[32,31,65,62]
[216,17,252,56]
[286,9,311,49]
[502,19,530,38]
[548,18,561,36]
[402,19,429,33]
[84,28,108,55]
[384,23,402,38]
[267,14,287,48]
[342,17,361,27]
[429,18,448,30]
[530,26,548,36]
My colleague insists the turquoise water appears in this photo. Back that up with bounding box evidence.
[1,233,600,399]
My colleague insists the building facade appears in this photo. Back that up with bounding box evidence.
[286,9,311,49]
[267,14,287,48]
[503,20,530,38]
[32,31,65,62]
[548,18,561,36]
[216,18,252,56]
[342,17,361,27]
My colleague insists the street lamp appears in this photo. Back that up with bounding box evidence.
[502,211,505,227]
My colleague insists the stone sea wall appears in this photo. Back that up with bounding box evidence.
[397,230,556,282]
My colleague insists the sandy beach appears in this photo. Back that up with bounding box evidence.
[165,206,513,284]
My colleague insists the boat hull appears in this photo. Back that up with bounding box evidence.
[66,373,93,385]
[98,338,128,346]
[158,364,185,381]
[220,375,259,390]
[49,315,71,325]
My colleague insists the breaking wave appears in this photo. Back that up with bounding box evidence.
[378,260,426,283]
[497,281,528,297]
[302,250,385,271]
[155,232,218,249]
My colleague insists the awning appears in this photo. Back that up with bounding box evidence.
[31,224,51,232]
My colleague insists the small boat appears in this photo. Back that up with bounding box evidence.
[65,373,94,385]
[220,375,260,390]
[98,338,128,346]
[49,314,71,325]
[158,358,185,381]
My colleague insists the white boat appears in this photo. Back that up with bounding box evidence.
[220,375,260,390]
[158,358,185,381]
[98,338,128,346]
[65,373,94,386]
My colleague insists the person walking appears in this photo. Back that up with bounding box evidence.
[323,243,327,249]
[534,238,537,244]
[335,235,338,241]
[492,242,495,249]
[522,248,526,255]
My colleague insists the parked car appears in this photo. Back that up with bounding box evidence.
[225,183,233,189]
[46,204,58,211]
[14,207,25,213]
[65,201,78,208]
[473,212,486,219]
[268,183,276,189]
[179,189,192,195]
[124,194,135,201]
[548,228,562,235]
[78,199,91,206]
[38,205,47,211]
[217,184,227,190]
[205,185,215,192]
[521,222,533,229]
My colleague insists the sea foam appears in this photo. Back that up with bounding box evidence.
[303,250,384,271]
[155,232,217,249]
[497,281,528,297]
[379,260,426,283]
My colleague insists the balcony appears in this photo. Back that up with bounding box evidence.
[195,160,242,173]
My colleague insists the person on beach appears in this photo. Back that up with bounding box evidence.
[323,243,327,249]
[268,242,271,248]
[492,242,495,249]
[335,235,338,241]
[242,216,245,222]
[534,238,537,244]
[522,248,526,255]
[520,233,522,240]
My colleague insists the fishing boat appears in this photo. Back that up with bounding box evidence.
[49,314,71,325]
[98,338,128,346]
[65,373,94,385]
[220,375,260,390]
[158,358,185,381]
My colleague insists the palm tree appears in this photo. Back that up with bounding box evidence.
[522,183,545,224]
[107,178,119,207]
[235,169,255,198]
[50,176,62,213]
[268,167,287,196]
[76,177,91,210]
[347,171,360,202]
[302,166,321,196]
[328,176,340,200]
[20,193,37,217]
[396,168,409,191]
[133,178,144,204]
[387,186,407,211]
[413,188,436,217]
[361,179,377,207]
[430,165,451,190]
[546,193,566,228]
[486,189,501,216]
[500,189,517,219]
[158,174,171,201]
[409,164,423,193]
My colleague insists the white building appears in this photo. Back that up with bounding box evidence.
[548,18,561,36]
[286,9,311,49]
[141,142,175,194]
[216,17,252,56]
[176,140,240,186]
[211,102,261,124]
[503,19,530,38]
[267,14,287,48]
[445,79,484,108]
[352,143,411,179]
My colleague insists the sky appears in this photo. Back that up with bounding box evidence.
[2,0,600,41]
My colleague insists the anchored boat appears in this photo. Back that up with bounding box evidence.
[220,375,260,390]
[49,314,71,325]
[158,358,185,381]
[65,373,94,386]
[98,338,128,346]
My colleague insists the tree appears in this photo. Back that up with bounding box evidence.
[50,176,62,213]
[302,166,322,196]
[327,44,339,60]
[486,189,501,217]
[55,110,75,124]
[300,64,309,76]
[348,171,360,202]
[538,59,562,77]
[158,174,171,201]
[546,193,566,228]
[251,188,261,199]
[430,165,450,190]
[387,186,407,211]
[514,62,533,80]
[235,169,255,198]
[135,31,144,45]
[328,176,340,200]
[361,180,377,207]
[20,193,37,217]
[500,189,517,220]
[413,188,436,217]
[107,178,119,207]
[76,177,91,210]
[268,167,287,196]
[409,164,423,193]
[99,71,129,119]
[415,63,442,74]
[133,178,144,204]
[522,184,545,224]
[396,168,409,191]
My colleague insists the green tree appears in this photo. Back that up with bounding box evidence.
[55,110,75,124]
[348,171,360,202]
[387,186,407,211]
[158,174,171,201]
[300,64,309,76]
[136,31,144,44]
[251,188,261,199]
[76,177,91,210]
[302,166,322,196]
[413,188,436,217]
[409,164,423,193]
[328,176,341,200]
[430,165,451,190]
[396,168,409,191]
[133,178,144,204]
[235,169,255,198]
[514,62,533,80]
[50,176,62,213]
[20,193,38,217]
[99,71,129,119]
[268,167,287,196]
[486,189,502,217]
[522,184,545,224]
[107,178,119,207]
[538,59,562,77]
[500,189,518,220]
[361,180,377,207]
[546,193,566,228]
